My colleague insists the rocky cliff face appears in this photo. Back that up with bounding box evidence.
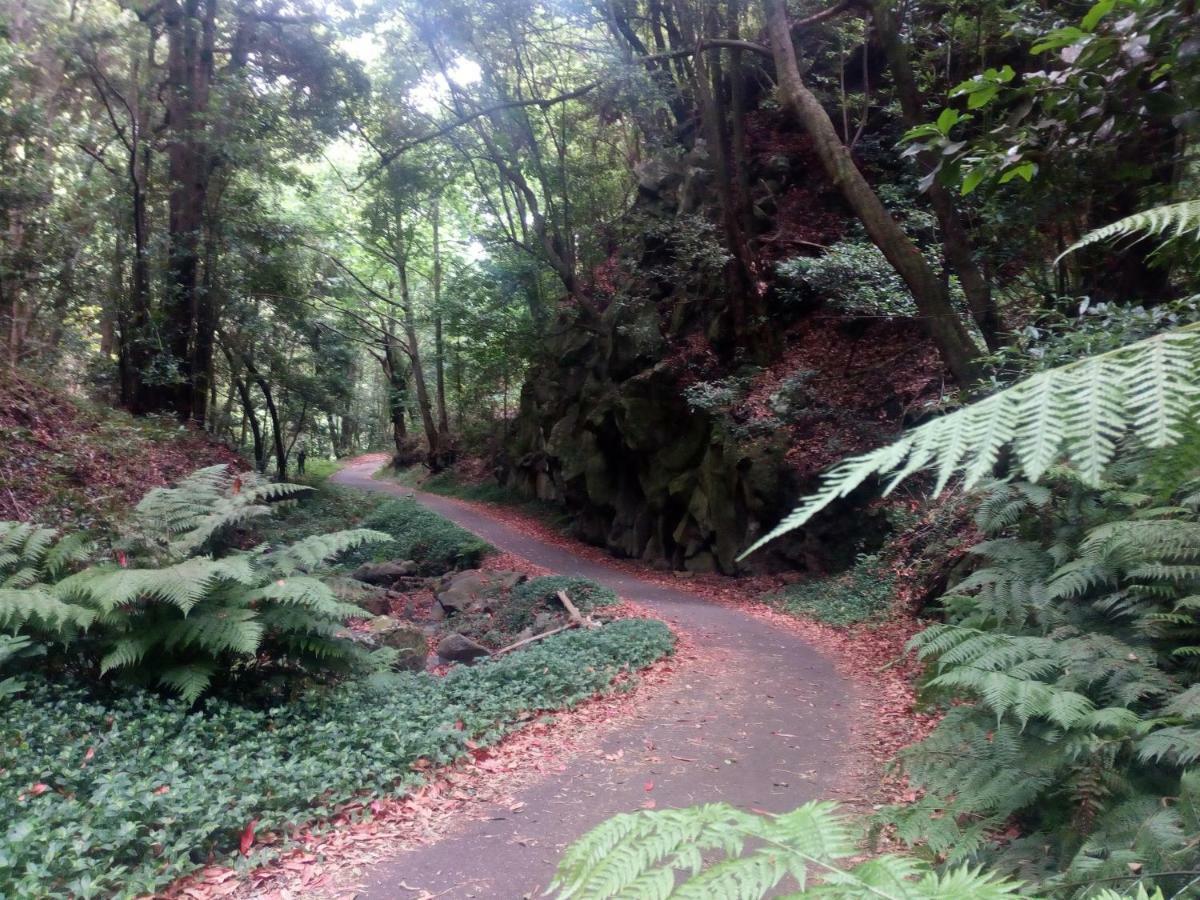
[507,303,791,573]
[504,117,940,574]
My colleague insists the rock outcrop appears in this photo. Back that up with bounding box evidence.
[437,632,492,665]
[501,119,920,575]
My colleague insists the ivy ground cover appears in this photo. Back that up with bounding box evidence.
[0,618,673,898]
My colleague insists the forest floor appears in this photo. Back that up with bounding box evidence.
[225,453,916,900]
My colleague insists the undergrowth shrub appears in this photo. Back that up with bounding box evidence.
[0,467,392,702]
[777,239,918,317]
[764,553,895,626]
[497,575,620,633]
[881,459,1200,896]
[550,800,1029,898]
[987,295,1200,380]
[353,498,492,573]
[0,618,673,898]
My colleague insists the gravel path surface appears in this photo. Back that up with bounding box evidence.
[332,457,859,899]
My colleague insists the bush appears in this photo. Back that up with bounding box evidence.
[355,498,492,574]
[496,576,620,635]
[0,468,392,703]
[0,618,674,898]
[882,466,1200,894]
[777,239,918,317]
[763,554,895,626]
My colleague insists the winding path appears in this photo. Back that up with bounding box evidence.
[331,456,858,899]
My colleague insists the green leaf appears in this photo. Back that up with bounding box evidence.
[1081,0,1118,31]
[1031,26,1087,53]
[936,108,959,135]
[998,161,1036,183]
[967,85,999,109]
[961,166,987,195]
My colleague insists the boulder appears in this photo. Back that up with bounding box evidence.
[437,632,492,665]
[352,560,418,586]
[365,617,428,671]
[435,569,526,616]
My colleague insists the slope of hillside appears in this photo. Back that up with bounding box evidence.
[0,370,241,529]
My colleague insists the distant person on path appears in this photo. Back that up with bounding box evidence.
[297,444,307,476]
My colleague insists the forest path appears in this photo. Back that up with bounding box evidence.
[331,456,859,899]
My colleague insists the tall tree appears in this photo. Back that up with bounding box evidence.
[763,0,982,384]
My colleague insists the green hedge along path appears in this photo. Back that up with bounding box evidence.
[332,454,862,899]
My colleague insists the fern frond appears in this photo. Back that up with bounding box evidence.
[99,635,155,674]
[0,587,95,631]
[0,523,92,583]
[267,529,391,575]
[162,607,263,656]
[741,325,1200,558]
[550,800,1028,899]
[158,662,216,704]
[1059,199,1200,259]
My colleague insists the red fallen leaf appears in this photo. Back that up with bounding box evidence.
[642,799,657,809]
[231,476,242,495]
[29,783,49,796]
[239,819,258,856]
[369,799,386,815]
[116,551,127,568]
[644,780,654,792]
[82,746,95,765]
[453,720,465,731]
[154,784,170,795]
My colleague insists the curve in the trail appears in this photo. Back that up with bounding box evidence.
[331,456,858,899]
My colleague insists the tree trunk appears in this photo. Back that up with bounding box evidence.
[124,34,154,410]
[382,330,410,458]
[238,379,265,472]
[225,360,264,472]
[398,268,442,469]
[763,0,982,385]
[727,0,756,241]
[256,374,286,479]
[870,0,1002,348]
[431,201,452,456]
[161,0,215,422]
[673,0,770,358]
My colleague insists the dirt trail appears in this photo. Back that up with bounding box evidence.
[331,456,859,899]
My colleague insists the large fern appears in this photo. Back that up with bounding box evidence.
[0,522,94,634]
[882,467,1200,896]
[0,468,391,703]
[549,800,1027,899]
[129,465,312,559]
[742,325,1200,557]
